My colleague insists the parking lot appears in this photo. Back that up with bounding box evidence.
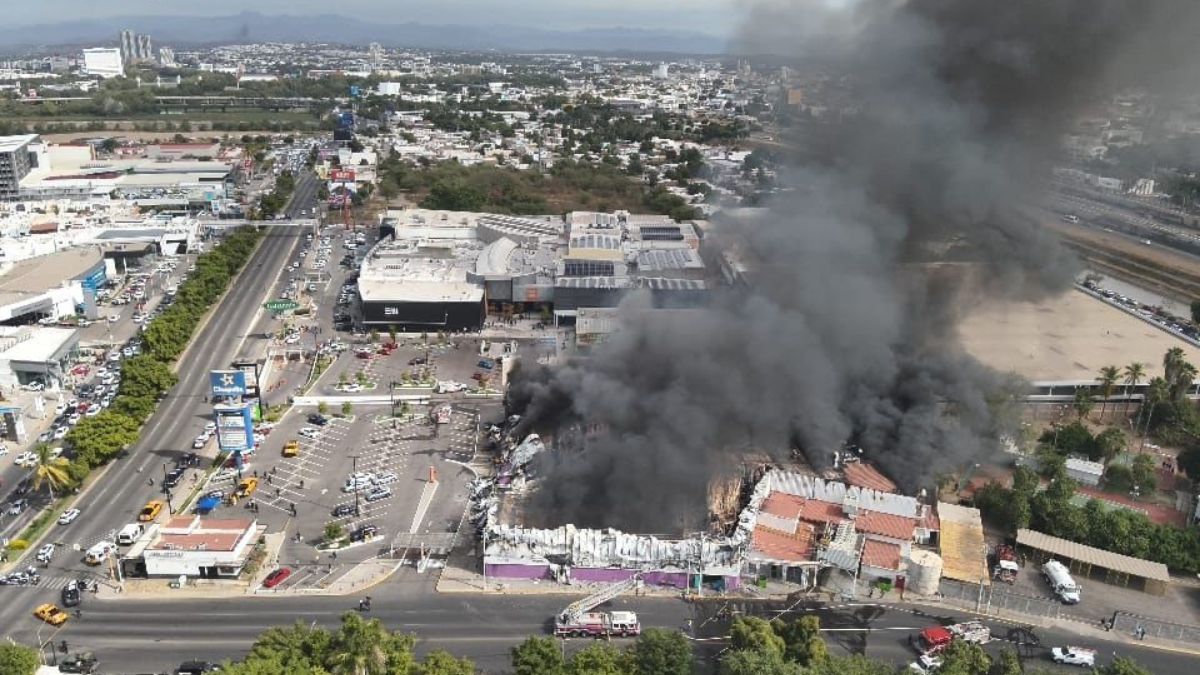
[189,396,487,591]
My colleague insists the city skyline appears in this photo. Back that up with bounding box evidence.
[7,0,736,36]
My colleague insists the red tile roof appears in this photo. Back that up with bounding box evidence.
[862,539,902,570]
[761,492,806,520]
[751,524,815,562]
[855,510,917,541]
[800,499,846,525]
[843,462,898,493]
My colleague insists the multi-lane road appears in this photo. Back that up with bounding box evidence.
[0,173,319,650]
[9,575,1197,673]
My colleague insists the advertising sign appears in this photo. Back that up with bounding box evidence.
[330,169,357,183]
[232,361,260,398]
[263,299,299,312]
[209,370,247,398]
[214,404,254,452]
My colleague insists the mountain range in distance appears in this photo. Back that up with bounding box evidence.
[0,11,727,55]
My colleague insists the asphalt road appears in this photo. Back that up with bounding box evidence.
[0,175,316,644]
[7,578,1196,674]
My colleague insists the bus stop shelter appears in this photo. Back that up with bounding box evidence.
[1016,529,1169,596]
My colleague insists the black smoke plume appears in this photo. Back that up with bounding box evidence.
[507,0,1200,532]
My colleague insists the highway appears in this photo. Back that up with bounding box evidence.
[0,173,319,647]
[3,574,1195,673]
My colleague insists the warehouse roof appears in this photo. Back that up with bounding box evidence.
[937,502,989,585]
[1016,528,1169,584]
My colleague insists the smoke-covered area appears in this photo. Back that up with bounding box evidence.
[506,0,1200,532]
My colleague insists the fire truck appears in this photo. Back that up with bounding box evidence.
[913,621,992,654]
[553,575,642,638]
[991,544,1019,584]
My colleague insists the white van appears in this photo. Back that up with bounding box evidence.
[1042,560,1081,604]
[84,541,116,565]
[117,523,145,546]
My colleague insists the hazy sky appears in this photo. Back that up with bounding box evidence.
[10,0,737,34]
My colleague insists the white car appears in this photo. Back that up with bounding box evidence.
[14,452,36,467]
[1051,647,1096,667]
[339,383,363,393]
[298,426,321,439]
[193,436,207,449]
[107,314,120,323]
[54,402,69,415]
[908,655,942,675]
[58,508,81,525]
[53,426,69,439]
[36,543,55,563]
[284,334,301,345]
[0,447,7,458]
[22,381,45,391]
[204,421,217,433]
[373,471,399,485]
[84,406,100,417]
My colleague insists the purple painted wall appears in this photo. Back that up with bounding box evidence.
[485,563,552,581]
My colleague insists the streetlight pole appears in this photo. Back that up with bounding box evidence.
[162,462,174,514]
[350,454,361,516]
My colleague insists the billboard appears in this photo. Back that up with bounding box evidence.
[214,404,254,452]
[232,361,260,398]
[209,370,247,397]
[337,111,355,129]
[330,169,356,183]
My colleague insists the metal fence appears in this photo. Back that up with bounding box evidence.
[1111,612,1200,644]
[938,578,1065,620]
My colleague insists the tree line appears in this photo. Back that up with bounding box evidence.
[11,228,264,544]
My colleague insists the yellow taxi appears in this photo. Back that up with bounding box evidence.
[282,440,300,458]
[138,500,164,522]
[236,477,259,497]
[33,603,69,626]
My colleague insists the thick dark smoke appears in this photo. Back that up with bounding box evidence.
[507,0,1200,532]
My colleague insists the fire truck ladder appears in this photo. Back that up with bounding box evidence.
[558,573,642,624]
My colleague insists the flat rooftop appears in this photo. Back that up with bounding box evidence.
[0,246,103,306]
[0,134,37,153]
[957,288,1200,382]
[0,327,77,363]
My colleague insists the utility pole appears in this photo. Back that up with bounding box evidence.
[350,454,361,516]
[162,462,173,514]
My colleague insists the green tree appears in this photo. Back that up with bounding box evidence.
[1072,388,1095,421]
[1130,453,1157,495]
[120,355,179,399]
[324,522,345,544]
[989,648,1023,675]
[325,612,415,675]
[808,655,895,675]
[342,401,354,417]
[1097,365,1120,420]
[511,636,565,675]
[318,401,329,415]
[1192,300,1200,325]
[937,640,991,675]
[1093,428,1126,464]
[1097,657,1154,675]
[0,643,39,675]
[416,650,476,675]
[729,616,784,658]
[772,616,827,667]
[567,642,630,675]
[1123,362,1146,417]
[31,443,72,499]
[720,648,801,675]
[632,628,691,675]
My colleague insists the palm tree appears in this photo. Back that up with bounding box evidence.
[1140,376,1171,445]
[1098,365,1120,421]
[1073,388,1096,421]
[1170,361,1198,401]
[1163,347,1186,390]
[326,613,389,675]
[30,443,71,500]
[1123,362,1145,417]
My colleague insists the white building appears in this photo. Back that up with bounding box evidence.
[134,516,260,578]
[81,48,124,79]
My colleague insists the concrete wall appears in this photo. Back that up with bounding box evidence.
[485,563,553,581]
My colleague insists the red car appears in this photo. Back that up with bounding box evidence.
[263,567,292,588]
